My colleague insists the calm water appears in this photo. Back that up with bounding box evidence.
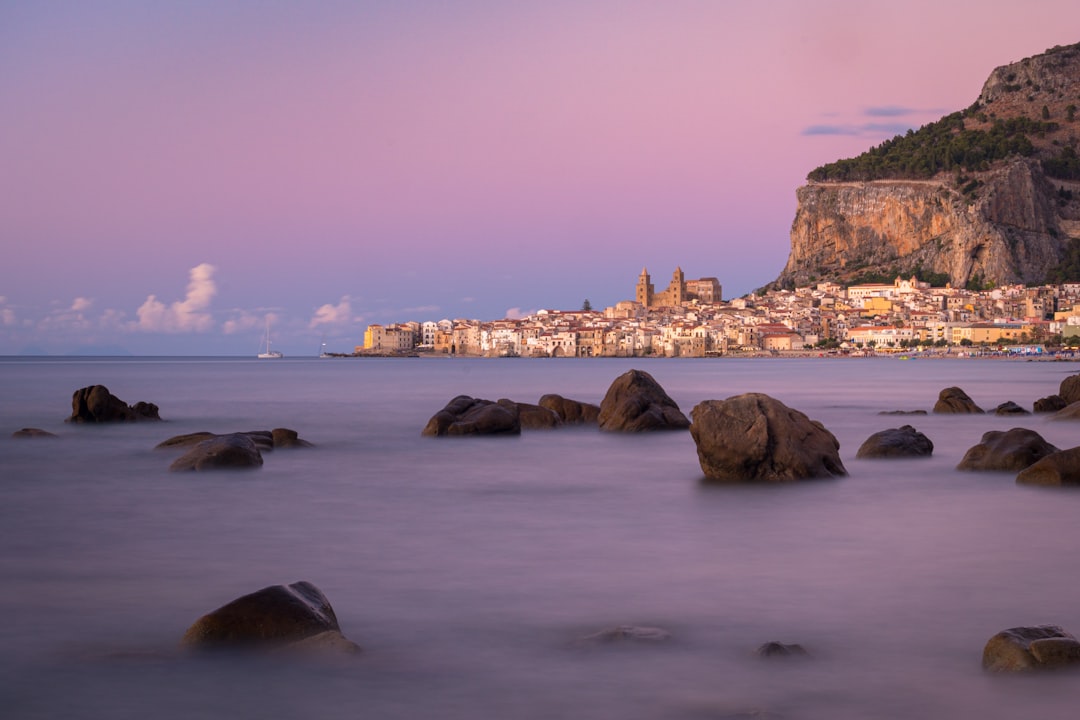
[2,356,1080,719]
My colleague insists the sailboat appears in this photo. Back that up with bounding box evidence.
[258,318,284,359]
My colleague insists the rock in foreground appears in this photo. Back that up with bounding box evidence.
[67,385,161,423]
[1016,447,1080,486]
[169,433,264,472]
[932,387,984,414]
[956,428,1059,472]
[982,625,1080,672]
[598,369,689,432]
[690,393,846,482]
[538,394,600,424]
[855,425,933,459]
[181,581,359,654]
[422,395,521,436]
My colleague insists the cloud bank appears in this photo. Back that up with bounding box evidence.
[134,263,217,332]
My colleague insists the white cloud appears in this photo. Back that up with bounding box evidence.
[504,307,536,320]
[309,296,353,328]
[71,297,93,312]
[134,263,217,333]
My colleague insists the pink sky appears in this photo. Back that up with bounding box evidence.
[2,0,1078,354]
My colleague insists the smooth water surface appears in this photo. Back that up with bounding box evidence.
[2,356,1080,719]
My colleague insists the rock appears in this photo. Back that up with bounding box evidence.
[855,425,933,459]
[690,393,846,483]
[155,432,217,449]
[12,427,58,439]
[982,625,1080,672]
[168,433,264,472]
[994,401,1030,416]
[877,409,928,415]
[66,384,161,423]
[576,625,672,646]
[1033,394,1068,413]
[956,428,1060,472]
[240,430,275,451]
[597,369,690,432]
[538,394,600,424]
[1049,401,1080,421]
[496,399,563,429]
[271,427,314,448]
[932,387,984,414]
[1060,373,1080,405]
[421,395,521,436]
[1016,447,1080,486]
[756,641,809,658]
[180,581,359,654]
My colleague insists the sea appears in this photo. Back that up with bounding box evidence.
[2,355,1080,720]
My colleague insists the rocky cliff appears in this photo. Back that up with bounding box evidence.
[776,43,1080,289]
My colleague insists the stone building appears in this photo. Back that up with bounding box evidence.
[635,267,722,308]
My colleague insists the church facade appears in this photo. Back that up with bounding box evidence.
[635,267,722,308]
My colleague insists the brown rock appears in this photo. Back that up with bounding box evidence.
[1016,446,1080,486]
[168,433,264,472]
[690,393,846,482]
[421,395,521,436]
[1060,373,1080,405]
[598,369,689,432]
[538,394,600,424]
[994,401,1030,416]
[1049,401,1080,421]
[1033,394,1067,413]
[272,427,314,448]
[155,432,217,449]
[181,581,359,654]
[67,384,161,423]
[956,428,1059,472]
[982,625,1080,672]
[855,425,933,459]
[933,386,984,414]
[496,399,562,429]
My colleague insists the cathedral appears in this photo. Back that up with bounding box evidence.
[635,267,722,308]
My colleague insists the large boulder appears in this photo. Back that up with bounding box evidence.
[597,369,689,432]
[855,425,933,459]
[168,433,264,472]
[497,399,563,429]
[1033,395,1068,413]
[421,395,521,436]
[180,581,359,654]
[1016,447,1080,486]
[66,385,161,423]
[538,394,600,424]
[1059,374,1080,405]
[932,387,984,414]
[982,625,1080,672]
[956,428,1060,472]
[690,393,846,482]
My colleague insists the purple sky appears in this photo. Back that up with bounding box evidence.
[3,1,1079,355]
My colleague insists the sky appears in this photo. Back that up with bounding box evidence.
[2,1,1079,355]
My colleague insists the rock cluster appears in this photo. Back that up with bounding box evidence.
[66,385,160,423]
[421,396,522,436]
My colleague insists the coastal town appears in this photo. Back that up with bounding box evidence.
[354,266,1080,358]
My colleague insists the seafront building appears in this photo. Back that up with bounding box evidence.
[356,269,1080,357]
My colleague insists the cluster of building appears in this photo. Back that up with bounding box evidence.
[357,267,1080,358]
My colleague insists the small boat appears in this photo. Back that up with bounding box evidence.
[258,319,284,359]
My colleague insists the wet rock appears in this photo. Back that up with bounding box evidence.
[598,369,690,432]
[1016,447,1080,486]
[956,428,1059,472]
[168,433,264,472]
[1049,401,1080,421]
[994,401,1030,416]
[497,399,563,429]
[855,425,933,459]
[1033,394,1068,413]
[932,386,984,414]
[421,395,521,436]
[756,641,809,658]
[181,581,359,654]
[690,393,846,483]
[982,625,1080,672]
[576,625,672,646]
[12,427,58,439]
[1059,374,1080,405]
[66,384,161,423]
[538,394,600,424]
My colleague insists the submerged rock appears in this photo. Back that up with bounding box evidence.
[181,581,359,654]
[598,369,689,432]
[932,387,984,414]
[156,428,313,451]
[421,395,521,436]
[855,425,933,459]
[66,385,161,423]
[1016,447,1080,486]
[982,625,1080,672]
[756,641,809,658]
[12,427,58,439]
[168,433,264,472]
[538,394,600,424]
[956,428,1059,472]
[575,625,672,646]
[690,393,846,482]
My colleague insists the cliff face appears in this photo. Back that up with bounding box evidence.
[776,43,1080,289]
